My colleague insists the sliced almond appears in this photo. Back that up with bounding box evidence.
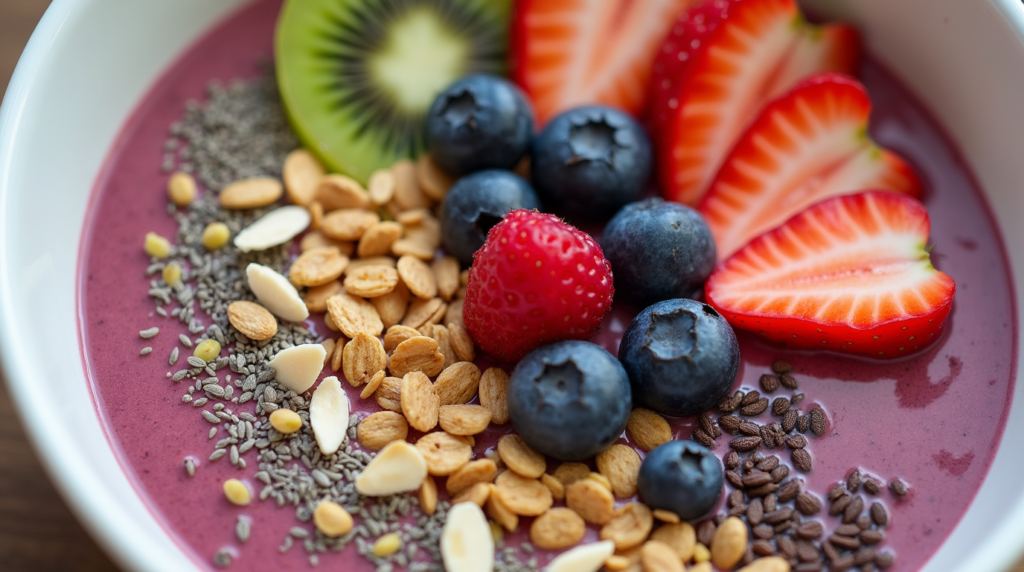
[300,231,354,255]
[320,339,336,366]
[375,376,403,412]
[431,324,455,370]
[391,159,430,211]
[344,264,399,298]
[438,404,492,436]
[360,370,386,399]
[737,557,790,572]
[415,431,472,476]
[434,362,481,405]
[498,435,546,479]
[267,344,327,394]
[448,322,475,363]
[711,516,747,570]
[227,301,278,341]
[372,281,410,328]
[486,484,519,532]
[397,255,438,300]
[234,206,310,252]
[357,411,408,450]
[444,298,464,327]
[389,336,445,378]
[303,281,343,313]
[321,208,380,241]
[419,476,438,515]
[445,459,498,496]
[283,149,325,206]
[309,376,350,455]
[315,174,371,211]
[289,246,348,287]
[308,200,323,231]
[401,297,444,329]
[441,502,493,572]
[326,293,383,338]
[565,479,615,525]
[416,154,455,201]
[220,177,283,209]
[342,332,386,387]
[355,440,427,496]
[357,221,404,258]
[530,507,586,551]
[246,263,310,323]
[401,372,440,432]
[600,503,654,551]
[330,336,345,371]
[494,470,553,517]
[384,325,423,353]
[478,367,510,424]
[452,482,491,507]
[368,169,396,206]
[596,444,642,498]
[547,541,615,572]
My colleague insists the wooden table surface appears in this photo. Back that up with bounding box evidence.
[1,1,1023,571]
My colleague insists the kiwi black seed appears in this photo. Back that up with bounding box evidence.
[275,0,510,183]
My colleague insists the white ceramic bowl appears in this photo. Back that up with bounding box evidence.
[3,0,1024,570]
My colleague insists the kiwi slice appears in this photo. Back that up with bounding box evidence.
[275,0,510,183]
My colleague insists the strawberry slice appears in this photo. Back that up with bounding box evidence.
[705,191,955,359]
[652,0,861,205]
[699,73,922,259]
[510,0,695,125]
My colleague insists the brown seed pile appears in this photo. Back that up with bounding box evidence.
[689,361,902,571]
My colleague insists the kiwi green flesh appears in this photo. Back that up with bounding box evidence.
[275,0,510,184]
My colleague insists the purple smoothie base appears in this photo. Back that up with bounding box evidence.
[77,0,1018,570]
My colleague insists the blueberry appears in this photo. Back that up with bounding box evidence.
[426,74,534,176]
[507,341,632,461]
[637,440,723,520]
[602,198,716,307]
[531,105,652,221]
[439,170,542,266]
[619,299,740,417]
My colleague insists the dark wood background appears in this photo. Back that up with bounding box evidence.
[0,1,1022,571]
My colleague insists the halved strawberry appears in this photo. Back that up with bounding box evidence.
[699,73,922,259]
[510,0,695,125]
[705,191,955,359]
[652,0,861,205]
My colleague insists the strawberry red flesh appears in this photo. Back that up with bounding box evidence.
[511,0,695,125]
[652,0,861,205]
[698,73,922,259]
[463,209,615,362]
[705,191,955,359]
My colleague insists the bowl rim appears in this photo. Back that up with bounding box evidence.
[4,1,1024,571]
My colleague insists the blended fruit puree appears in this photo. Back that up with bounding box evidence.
[78,0,1016,570]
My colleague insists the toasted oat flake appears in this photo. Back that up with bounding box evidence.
[375,376,403,412]
[401,372,440,432]
[283,149,325,206]
[530,507,586,550]
[600,503,653,551]
[326,292,384,338]
[357,411,409,450]
[342,332,386,387]
[359,370,386,399]
[227,301,278,341]
[541,473,565,501]
[626,408,673,452]
[397,255,438,300]
[498,434,546,479]
[219,177,283,209]
[595,444,642,498]
[344,264,399,298]
[565,478,614,524]
[389,336,445,378]
[447,322,475,362]
[552,462,591,486]
[710,516,747,570]
[486,484,519,532]
[478,367,509,424]
[391,159,430,211]
[401,297,445,329]
[384,325,422,353]
[289,246,348,287]
[640,540,684,572]
[434,362,481,405]
[357,221,403,258]
[452,482,491,507]
[445,459,498,496]
[494,470,553,517]
[315,174,370,211]
[371,281,410,328]
[650,521,696,560]
[321,208,379,241]
[368,169,396,206]
[438,404,492,436]
[302,281,342,313]
[415,431,472,476]
[416,154,455,201]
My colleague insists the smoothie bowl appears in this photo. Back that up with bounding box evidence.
[3,0,1024,571]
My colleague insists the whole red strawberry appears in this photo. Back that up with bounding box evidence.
[463,210,614,362]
